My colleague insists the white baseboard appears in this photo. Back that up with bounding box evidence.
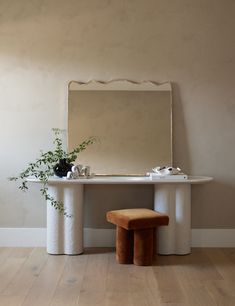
[0,228,116,248]
[0,228,235,248]
[191,229,235,247]
[0,228,47,247]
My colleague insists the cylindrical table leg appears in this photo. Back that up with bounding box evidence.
[154,183,191,255]
[134,228,154,266]
[47,184,84,255]
[116,226,133,264]
[47,185,64,254]
[175,184,191,254]
[154,184,176,254]
[64,184,84,255]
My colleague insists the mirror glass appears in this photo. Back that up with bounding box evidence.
[68,80,172,175]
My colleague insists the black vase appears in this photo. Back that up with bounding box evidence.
[53,159,73,178]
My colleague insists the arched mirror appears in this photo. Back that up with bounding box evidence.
[68,80,172,175]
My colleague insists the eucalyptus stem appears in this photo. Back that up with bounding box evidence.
[9,129,96,216]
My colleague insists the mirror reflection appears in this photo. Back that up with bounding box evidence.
[68,80,172,175]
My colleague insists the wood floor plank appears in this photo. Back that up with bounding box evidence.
[104,253,133,306]
[77,249,110,306]
[170,249,227,306]
[204,248,235,282]
[202,248,235,305]
[152,255,186,305]
[222,248,235,263]
[0,248,15,264]
[128,262,162,306]
[3,248,48,297]
[21,255,67,306]
[206,279,235,306]
[172,248,222,284]
[0,248,33,293]
[50,254,88,306]
[159,303,186,306]
[106,253,132,293]
[104,253,162,306]
[0,247,233,306]
[0,295,25,306]
[104,291,132,306]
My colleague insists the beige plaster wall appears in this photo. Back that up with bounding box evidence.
[0,0,234,229]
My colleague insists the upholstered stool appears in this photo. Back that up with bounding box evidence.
[106,208,169,266]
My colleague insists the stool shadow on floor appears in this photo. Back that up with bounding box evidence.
[83,247,115,255]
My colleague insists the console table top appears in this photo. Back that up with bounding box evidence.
[28,175,213,185]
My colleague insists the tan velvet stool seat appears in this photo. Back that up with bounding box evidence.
[106,208,169,266]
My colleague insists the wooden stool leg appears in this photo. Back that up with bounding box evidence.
[153,228,157,259]
[116,226,133,264]
[134,228,154,266]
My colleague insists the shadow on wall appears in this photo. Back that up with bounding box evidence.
[171,82,191,173]
[84,184,154,229]
[173,83,235,229]
[192,180,235,228]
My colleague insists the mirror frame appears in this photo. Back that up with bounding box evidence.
[67,79,173,174]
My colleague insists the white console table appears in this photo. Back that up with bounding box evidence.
[29,176,212,255]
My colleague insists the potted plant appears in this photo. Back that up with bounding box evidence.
[9,128,96,215]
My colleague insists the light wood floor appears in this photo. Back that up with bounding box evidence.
[0,248,235,306]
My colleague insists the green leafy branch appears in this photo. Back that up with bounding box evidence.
[9,128,96,216]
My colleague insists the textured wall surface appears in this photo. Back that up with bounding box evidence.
[0,0,234,228]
